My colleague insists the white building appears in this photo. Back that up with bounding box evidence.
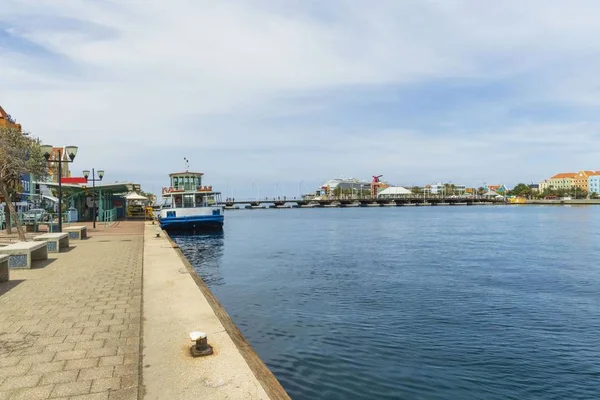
[424,182,466,195]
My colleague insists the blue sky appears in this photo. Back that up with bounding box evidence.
[2,0,600,198]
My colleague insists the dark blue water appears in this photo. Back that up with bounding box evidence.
[172,206,600,400]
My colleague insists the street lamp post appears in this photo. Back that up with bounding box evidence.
[40,145,78,233]
[83,169,104,229]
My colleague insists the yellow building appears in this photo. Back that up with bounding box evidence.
[0,105,22,131]
[572,170,595,192]
[539,172,576,191]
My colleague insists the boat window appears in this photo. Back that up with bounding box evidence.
[183,194,194,208]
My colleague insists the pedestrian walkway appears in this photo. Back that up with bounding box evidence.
[0,222,143,400]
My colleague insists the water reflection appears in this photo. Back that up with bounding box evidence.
[170,231,225,286]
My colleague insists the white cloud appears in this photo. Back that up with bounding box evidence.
[2,0,600,196]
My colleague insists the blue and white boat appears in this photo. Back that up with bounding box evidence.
[158,171,224,231]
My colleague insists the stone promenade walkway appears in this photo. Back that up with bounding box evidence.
[0,222,143,400]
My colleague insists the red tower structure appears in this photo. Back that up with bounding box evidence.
[371,175,383,197]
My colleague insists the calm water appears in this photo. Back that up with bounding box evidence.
[172,206,600,400]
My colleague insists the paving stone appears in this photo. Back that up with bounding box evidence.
[119,374,138,390]
[98,355,123,367]
[36,336,66,346]
[41,369,79,385]
[54,350,87,361]
[113,363,137,378]
[75,340,105,351]
[73,321,100,329]
[122,354,138,365]
[86,348,117,358]
[70,392,109,400]
[116,345,137,356]
[29,360,66,374]
[51,380,92,397]
[90,377,121,393]
[0,356,22,367]
[65,334,95,343]
[45,342,76,353]
[64,357,100,371]
[0,373,41,391]
[82,326,109,335]
[9,384,54,400]
[77,366,114,381]
[108,387,137,400]
[93,332,121,341]
[0,364,31,378]
[54,327,84,337]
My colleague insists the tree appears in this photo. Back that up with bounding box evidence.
[477,187,487,196]
[0,127,48,241]
[411,186,423,195]
[510,183,532,198]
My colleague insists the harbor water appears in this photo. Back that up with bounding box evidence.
[171,206,600,400]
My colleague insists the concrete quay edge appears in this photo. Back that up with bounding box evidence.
[142,222,290,400]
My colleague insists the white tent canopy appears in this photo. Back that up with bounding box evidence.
[378,186,412,198]
[124,192,148,201]
[483,190,499,197]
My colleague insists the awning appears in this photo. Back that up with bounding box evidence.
[125,192,148,201]
[42,195,59,203]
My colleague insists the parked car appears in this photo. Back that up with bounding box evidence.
[22,208,49,224]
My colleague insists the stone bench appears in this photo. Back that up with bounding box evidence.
[0,254,8,282]
[64,226,87,240]
[0,241,48,269]
[33,233,70,253]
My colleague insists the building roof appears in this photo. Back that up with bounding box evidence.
[589,171,600,176]
[377,186,411,196]
[550,173,577,179]
[169,172,203,177]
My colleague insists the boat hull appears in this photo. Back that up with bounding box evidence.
[158,206,224,231]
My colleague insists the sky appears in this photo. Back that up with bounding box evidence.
[2,0,600,198]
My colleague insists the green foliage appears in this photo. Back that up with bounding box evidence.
[0,127,48,187]
[509,183,532,197]
[0,126,48,239]
[411,186,423,195]
[537,186,588,199]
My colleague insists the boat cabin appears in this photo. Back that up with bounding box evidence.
[161,172,221,209]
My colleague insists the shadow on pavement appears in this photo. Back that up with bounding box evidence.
[30,258,57,270]
[0,279,24,298]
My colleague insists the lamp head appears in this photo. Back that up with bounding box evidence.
[83,170,90,180]
[65,146,78,161]
[98,170,105,180]
[40,145,52,161]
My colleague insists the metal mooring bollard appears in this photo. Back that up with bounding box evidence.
[190,331,213,357]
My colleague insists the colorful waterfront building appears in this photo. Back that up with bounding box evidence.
[588,172,600,195]
[572,170,596,192]
[487,184,509,195]
[539,173,576,192]
[539,171,597,193]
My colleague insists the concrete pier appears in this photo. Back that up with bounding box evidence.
[143,223,287,399]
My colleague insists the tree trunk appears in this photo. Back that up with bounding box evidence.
[0,180,26,241]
